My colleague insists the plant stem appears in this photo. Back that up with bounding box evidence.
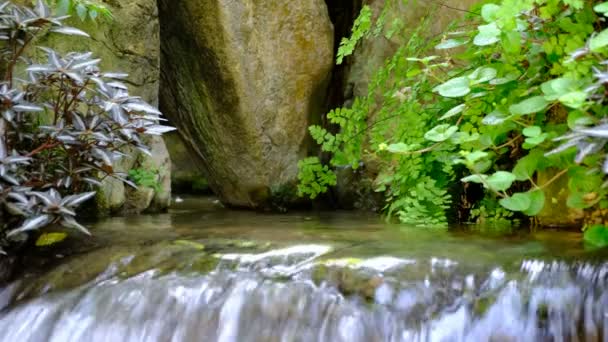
[27,140,60,157]
[537,168,568,190]
[0,119,6,158]
[493,134,522,150]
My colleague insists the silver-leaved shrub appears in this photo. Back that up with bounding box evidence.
[0,1,174,253]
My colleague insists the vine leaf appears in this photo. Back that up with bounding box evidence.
[433,77,470,98]
[435,39,468,49]
[595,2,608,16]
[439,104,465,120]
[584,225,608,248]
[481,4,500,22]
[509,96,550,115]
[499,193,531,211]
[474,23,501,46]
[468,66,497,84]
[512,150,543,181]
[387,143,415,154]
[424,124,458,142]
[523,190,545,216]
[541,77,578,100]
[590,29,608,52]
[482,110,510,125]
[486,171,516,192]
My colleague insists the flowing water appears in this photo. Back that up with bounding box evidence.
[0,197,607,342]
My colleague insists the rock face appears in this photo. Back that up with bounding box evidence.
[159,0,334,208]
[45,0,172,215]
[164,132,210,194]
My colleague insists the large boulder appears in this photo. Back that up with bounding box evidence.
[43,0,171,215]
[158,0,334,208]
[164,132,210,194]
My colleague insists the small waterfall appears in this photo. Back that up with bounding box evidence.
[0,244,606,342]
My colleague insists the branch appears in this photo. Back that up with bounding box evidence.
[27,140,60,157]
[537,168,568,190]
[421,0,481,16]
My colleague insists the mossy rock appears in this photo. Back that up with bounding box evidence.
[164,132,210,194]
[158,0,334,208]
[310,262,384,300]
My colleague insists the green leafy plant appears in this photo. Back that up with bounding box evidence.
[335,0,409,65]
[300,0,608,228]
[303,10,457,226]
[49,0,112,21]
[336,5,372,65]
[128,168,161,193]
[439,0,606,221]
[583,224,608,248]
[297,157,337,199]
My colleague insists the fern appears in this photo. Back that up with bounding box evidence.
[300,6,457,227]
[297,157,337,199]
[128,168,161,193]
[336,5,372,65]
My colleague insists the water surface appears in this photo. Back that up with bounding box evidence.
[0,196,606,341]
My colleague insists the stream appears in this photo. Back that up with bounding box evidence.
[0,197,606,341]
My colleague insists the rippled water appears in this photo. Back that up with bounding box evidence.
[0,197,607,341]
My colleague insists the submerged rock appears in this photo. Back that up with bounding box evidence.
[158,0,334,208]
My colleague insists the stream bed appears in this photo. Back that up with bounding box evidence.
[0,197,607,341]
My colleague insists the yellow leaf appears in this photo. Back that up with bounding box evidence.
[173,240,205,250]
[35,232,67,247]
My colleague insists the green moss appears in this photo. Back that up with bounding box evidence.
[473,296,494,317]
[192,177,209,192]
[188,254,219,274]
[311,264,329,285]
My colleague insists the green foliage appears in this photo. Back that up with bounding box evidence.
[297,157,337,199]
[304,11,457,226]
[336,1,407,65]
[336,5,372,65]
[48,0,112,21]
[584,224,608,248]
[192,177,209,192]
[128,168,161,192]
[469,194,517,226]
[444,0,607,220]
[300,0,608,228]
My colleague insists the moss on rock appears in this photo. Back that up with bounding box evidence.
[158,0,335,209]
